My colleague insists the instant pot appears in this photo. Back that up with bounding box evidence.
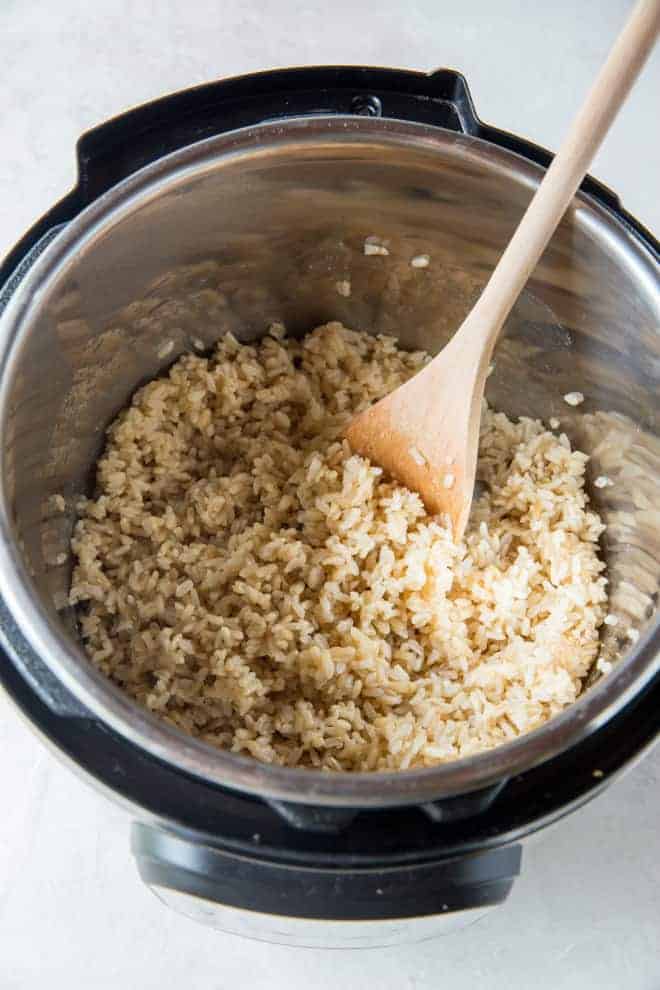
[0,67,658,947]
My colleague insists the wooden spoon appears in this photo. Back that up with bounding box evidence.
[345,0,660,539]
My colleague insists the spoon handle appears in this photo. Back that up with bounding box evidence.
[464,0,660,357]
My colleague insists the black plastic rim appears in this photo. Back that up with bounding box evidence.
[0,66,658,849]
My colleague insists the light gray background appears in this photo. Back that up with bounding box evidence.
[1,1,659,987]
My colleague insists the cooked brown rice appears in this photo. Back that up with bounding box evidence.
[70,322,608,771]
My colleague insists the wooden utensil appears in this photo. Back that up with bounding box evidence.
[345,0,660,539]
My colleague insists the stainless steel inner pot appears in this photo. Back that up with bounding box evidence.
[0,116,658,807]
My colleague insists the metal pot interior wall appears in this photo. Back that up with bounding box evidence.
[1,117,658,793]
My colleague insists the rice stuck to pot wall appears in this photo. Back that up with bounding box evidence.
[70,323,608,771]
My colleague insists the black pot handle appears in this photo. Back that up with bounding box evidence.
[132,822,522,933]
[74,67,480,205]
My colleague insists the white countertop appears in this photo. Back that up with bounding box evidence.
[2,1,659,987]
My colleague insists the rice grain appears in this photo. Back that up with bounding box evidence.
[70,322,608,771]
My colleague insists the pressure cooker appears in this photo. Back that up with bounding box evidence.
[0,67,658,948]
